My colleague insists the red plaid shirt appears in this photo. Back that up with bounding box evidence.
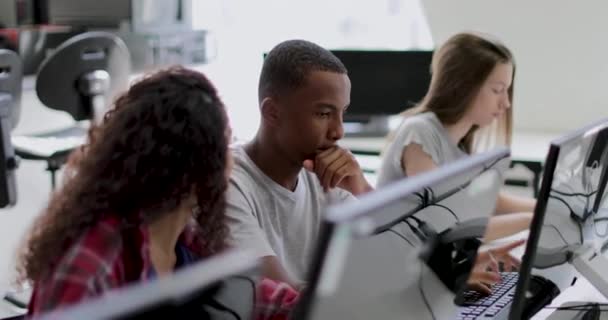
[27,215,299,319]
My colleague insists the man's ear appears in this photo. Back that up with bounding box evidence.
[260,97,281,127]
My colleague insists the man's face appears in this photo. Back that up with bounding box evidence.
[274,70,351,164]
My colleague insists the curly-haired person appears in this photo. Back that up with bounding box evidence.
[16,67,298,319]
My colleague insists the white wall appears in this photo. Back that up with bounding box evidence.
[192,0,433,142]
[422,1,608,134]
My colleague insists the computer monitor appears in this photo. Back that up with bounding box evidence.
[589,128,608,216]
[294,147,510,320]
[510,118,608,319]
[35,249,260,320]
[330,50,433,136]
[593,161,608,222]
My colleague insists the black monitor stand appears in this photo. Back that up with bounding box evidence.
[0,94,18,208]
[36,31,130,123]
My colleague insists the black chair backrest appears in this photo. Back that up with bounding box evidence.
[35,31,131,122]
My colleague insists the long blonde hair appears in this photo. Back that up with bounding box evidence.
[396,32,515,154]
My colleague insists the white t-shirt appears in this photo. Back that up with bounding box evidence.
[225,145,356,284]
[377,112,467,187]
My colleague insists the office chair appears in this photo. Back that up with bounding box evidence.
[12,31,131,189]
[0,49,21,208]
[0,49,23,319]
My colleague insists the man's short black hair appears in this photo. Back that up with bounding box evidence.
[258,39,347,103]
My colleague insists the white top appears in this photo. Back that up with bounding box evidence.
[225,145,356,283]
[376,112,467,187]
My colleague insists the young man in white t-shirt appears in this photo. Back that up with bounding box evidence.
[226,39,373,289]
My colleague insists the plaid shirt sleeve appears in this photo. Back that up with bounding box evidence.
[28,221,125,318]
[28,268,97,317]
[254,278,300,320]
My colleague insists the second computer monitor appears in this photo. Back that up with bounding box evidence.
[331,50,432,121]
[295,147,510,320]
[35,249,260,320]
[510,118,608,319]
[590,127,608,218]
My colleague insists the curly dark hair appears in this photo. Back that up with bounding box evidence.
[258,39,347,103]
[17,66,230,283]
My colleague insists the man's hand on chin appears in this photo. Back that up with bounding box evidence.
[302,146,373,196]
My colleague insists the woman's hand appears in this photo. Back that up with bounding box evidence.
[466,239,526,295]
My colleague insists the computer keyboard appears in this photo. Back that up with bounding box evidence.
[457,272,519,319]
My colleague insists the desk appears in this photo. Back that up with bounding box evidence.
[488,232,608,319]
[534,273,608,319]
[0,299,24,319]
[340,131,559,195]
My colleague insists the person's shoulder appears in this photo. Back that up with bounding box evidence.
[57,216,126,278]
[228,144,257,185]
[28,216,130,316]
[229,143,248,170]
[400,112,437,129]
[394,112,444,142]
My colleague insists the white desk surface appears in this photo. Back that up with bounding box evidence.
[0,299,25,319]
[483,226,608,319]
[340,130,559,163]
[533,274,608,319]
[489,231,608,320]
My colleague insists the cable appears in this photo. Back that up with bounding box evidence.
[550,188,595,220]
[408,214,423,225]
[544,223,576,247]
[3,294,27,309]
[402,218,428,242]
[547,194,585,244]
[373,191,428,233]
[548,195,578,216]
[417,190,429,206]
[551,179,600,215]
[208,298,242,320]
[552,189,597,198]
[387,228,415,247]
[425,203,460,222]
[405,215,438,242]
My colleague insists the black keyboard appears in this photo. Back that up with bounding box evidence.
[457,272,519,319]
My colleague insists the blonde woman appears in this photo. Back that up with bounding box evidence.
[378,32,535,294]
